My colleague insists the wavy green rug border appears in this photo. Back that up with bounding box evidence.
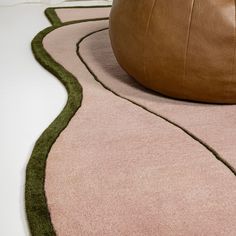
[25,6,110,236]
[26,5,236,236]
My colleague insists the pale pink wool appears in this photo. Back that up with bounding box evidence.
[42,8,236,236]
[55,8,110,23]
[81,29,236,171]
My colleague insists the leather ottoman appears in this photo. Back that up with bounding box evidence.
[109,0,236,103]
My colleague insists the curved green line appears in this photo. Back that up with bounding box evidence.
[45,5,112,27]
[49,5,112,10]
[27,6,235,235]
[77,28,236,177]
[45,8,62,27]
[25,9,109,236]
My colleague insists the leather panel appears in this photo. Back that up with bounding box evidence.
[109,0,236,103]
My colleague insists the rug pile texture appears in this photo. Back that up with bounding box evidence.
[26,6,236,236]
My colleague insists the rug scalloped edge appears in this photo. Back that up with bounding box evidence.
[25,6,109,235]
[26,5,235,236]
[26,23,83,236]
[45,5,112,27]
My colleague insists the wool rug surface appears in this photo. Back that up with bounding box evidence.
[27,6,236,236]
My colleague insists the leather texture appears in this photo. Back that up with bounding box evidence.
[109,0,236,103]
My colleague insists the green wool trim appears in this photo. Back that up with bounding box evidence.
[45,8,62,27]
[51,5,112,9]
[26,4,235,236]
[45,5,112,26]
[25,6,109,236]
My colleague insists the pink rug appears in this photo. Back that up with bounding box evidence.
[29,6,236,236]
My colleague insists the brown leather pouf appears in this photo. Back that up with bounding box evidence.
[109,0,236,103]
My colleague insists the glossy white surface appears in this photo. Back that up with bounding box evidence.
[0,1,111,235]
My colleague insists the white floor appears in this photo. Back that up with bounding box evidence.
[0,1,111,235]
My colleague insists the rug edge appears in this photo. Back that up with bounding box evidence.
[45,5,112,26]
[25,7,109,236]
[25,24,83,236]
